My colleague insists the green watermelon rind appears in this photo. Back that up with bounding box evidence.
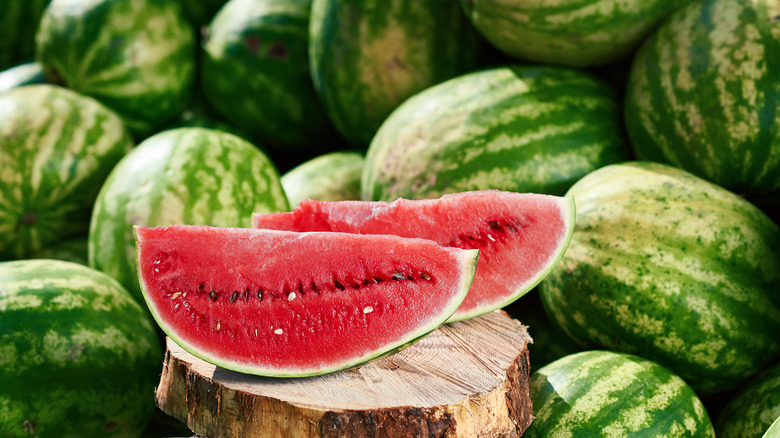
[135,227,479,378]
[281,150,365,205]
[764,416,780,438]
[448,195,576,322]
[715,360,780,438]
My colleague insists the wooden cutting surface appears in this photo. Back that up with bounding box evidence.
[156,310,533,437]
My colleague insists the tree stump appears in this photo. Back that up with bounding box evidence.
[155,310,533,437]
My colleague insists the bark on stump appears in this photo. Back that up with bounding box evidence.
[155,310,533,437]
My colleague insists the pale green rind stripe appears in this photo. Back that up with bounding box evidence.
[764,416,780,438]
[0,259,160,438]
[0,84,132,260]
[88,127,289,304]
[0,62,46,94]
[539,161,780,395]
[36,0,196,136]
[362,65,628,202]
[460,0,690,66]
[716,361,780,438]
[526,350,714,437]
[281,151,364,205]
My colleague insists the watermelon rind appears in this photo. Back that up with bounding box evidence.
[0,84,133,261]
[624,0,780,202]
[88,127,289,305]
[0,62,45,94]
[281,150,364,206]
[539,161,780,395]
[459,0,688,67]
[35,0,197,137]
[0,0,49,71]
[135,226,479,377]
[361,65,629,202]
[526,350,715,437]
[201,0,336,148]
[0,259,161,438]
[764,416,780,438]
[309,0,485,147]
[715,360,780,438]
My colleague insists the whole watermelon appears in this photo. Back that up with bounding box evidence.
[202,0,335,148]
[281,150,364,206]
[88,127,289,304]
[0,62,45,94]
[0,84,132,261]
[0,0,49,71]
[35,0,196,137]
[178,0,228,29]
[309,0,485,147]
[715,360,780,438]
[362,65,629,201]
[526,350,714,437]
[539,161,780,395]
[460,0,689,67]
[0,259,161,437]
[625,0,780,203]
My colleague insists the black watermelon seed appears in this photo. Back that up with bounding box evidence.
[230,291,239,303]
[334,280,345,291]
[209,290,219,301]
[420,273,431,281]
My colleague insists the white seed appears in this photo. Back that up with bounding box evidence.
[274,328,283,335]
[288,292,296,301]
[154,268,159,273]
[487,235,496,241]
[215,321,221,331]
[171,292,181,300]
[363,306,374,314]
[255,328,258,337]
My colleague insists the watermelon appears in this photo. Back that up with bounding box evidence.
[361,65,629,202]
[281,150,364,206]
[715,360,780,438]
[202,0,336,148]
[0,0,50,71]
[135,225,478,377]
[539,161,780,395]
[0,62,45,94]
[525,350,715,436]
[253,190,575,322]
[309,0,485,147]
[89,127,289,305]
[0,84,133,261]
[0,259,161,437]
[624,0,780,202]
[178,0,228,29]
[35,0,196,137]
[30,235,89,266]
[765,416,780,438]
[459,0,688,67]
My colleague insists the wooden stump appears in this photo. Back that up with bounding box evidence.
[155,310,533,437]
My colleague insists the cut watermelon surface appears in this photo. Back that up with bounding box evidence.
[253,190,575,321]
[135,225,478,377]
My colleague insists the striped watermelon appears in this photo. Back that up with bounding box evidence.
[202,0,335,148]
[0,62,45,94]
[539,161,780,395]
[281,150,364,205]
[35,0,196,137]
[88,127,289,304]
[0,84,133,261]
[0,259,161,437]
[715,360,780,438]
[526,350,714,436]
[309,0,485,147]
[624,0,780,202]
[459,0,688,67]
[765,416,780,438]
[0,0,49,71]
[362,65,629,202]
[178,0,227,29]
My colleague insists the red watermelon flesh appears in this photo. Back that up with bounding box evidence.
[253,190,575,321]
[135,225,478,377]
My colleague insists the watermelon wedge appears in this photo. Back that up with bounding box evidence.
[253,190,575,321]
[135,225,478,377]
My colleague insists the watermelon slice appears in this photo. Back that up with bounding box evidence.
[135,225,478,377]
[252,190,575,321]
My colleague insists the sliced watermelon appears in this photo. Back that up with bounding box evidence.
[252,190,575,321]
[135,225,478,377]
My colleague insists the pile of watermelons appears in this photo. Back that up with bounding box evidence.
[1,0,779,436]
